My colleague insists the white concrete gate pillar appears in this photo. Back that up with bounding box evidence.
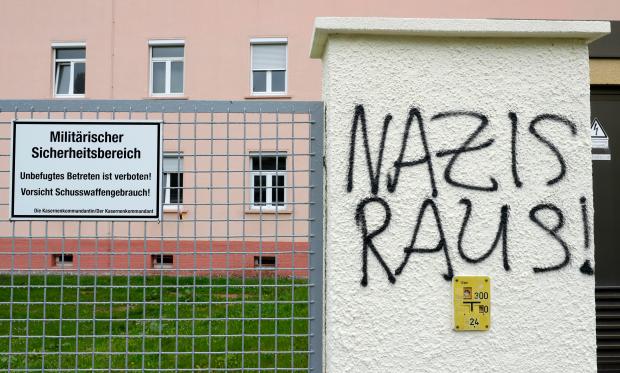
[311,18,609,372]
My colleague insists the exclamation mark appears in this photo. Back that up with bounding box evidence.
[579,196,594,275]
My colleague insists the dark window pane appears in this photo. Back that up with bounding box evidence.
[262,157,276,170]
[178,173,183,203]
[252,155,286,170]
[277,156,286,170]
[253,175,266,205]
[252,157,260,170]
[252,156,275,170]
[275,175,285,187]
[169,174,177,203]
[73,62,85,94]
[56,48,85,59]
[152,62,166,93]
[254,256,276,267]
[169,173,183,204]
[271,70,285,92]
[253,71,267,92]
[171,61,183,93]
[153,254,173,265]
[260,176,267,204]
[253,188,262,205]
[152,46,184,58]
[273,175,285,205]
[170,174,179,187]
[56,64,70,94]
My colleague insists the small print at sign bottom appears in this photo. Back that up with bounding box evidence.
[453,276,490,331]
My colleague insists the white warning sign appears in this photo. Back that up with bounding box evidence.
[591,117,610,161]
[11,120,163,220]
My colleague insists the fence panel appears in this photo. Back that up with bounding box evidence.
[0,100,323,372]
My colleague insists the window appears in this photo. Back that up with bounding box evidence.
[250,153,286,209]
[150,41,184,96]
[163,154,183,205]
[251,38,287,95]
[52,254,73,268]
[151,254,173,269]
[53,45,85,96]
[254,256,276,269]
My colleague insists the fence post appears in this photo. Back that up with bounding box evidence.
[308,102,325,372]
[311,17,608,372]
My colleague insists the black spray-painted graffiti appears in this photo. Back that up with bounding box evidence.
[347,105,593,286]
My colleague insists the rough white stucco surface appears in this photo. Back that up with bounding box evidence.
[318,19,608,373]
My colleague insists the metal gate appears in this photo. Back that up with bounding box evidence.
[0,100,323,372]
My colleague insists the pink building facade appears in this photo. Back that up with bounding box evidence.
[0,0,619,276]
[1,0,619,101]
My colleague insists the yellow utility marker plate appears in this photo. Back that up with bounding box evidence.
[453,276,490,331]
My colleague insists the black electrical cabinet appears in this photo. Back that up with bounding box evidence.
[592,86,620,371]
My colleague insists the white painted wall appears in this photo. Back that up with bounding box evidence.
[314,18,609,372]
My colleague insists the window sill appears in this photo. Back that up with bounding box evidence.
[245,95,291,100]
[146,96,189,100]
[245,208,291,215]
[163,205,188,214]
[54,95,86,99]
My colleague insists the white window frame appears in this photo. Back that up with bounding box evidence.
[149,40,185,97]
[53,253,74,268]
[250,153,287,210]
[151,254,174,269]
[163,153,184,206]
[250,38,288,96]
[52,43,86,98]
[163,171,183,205]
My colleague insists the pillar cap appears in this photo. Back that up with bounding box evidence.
[310,17,610,58]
